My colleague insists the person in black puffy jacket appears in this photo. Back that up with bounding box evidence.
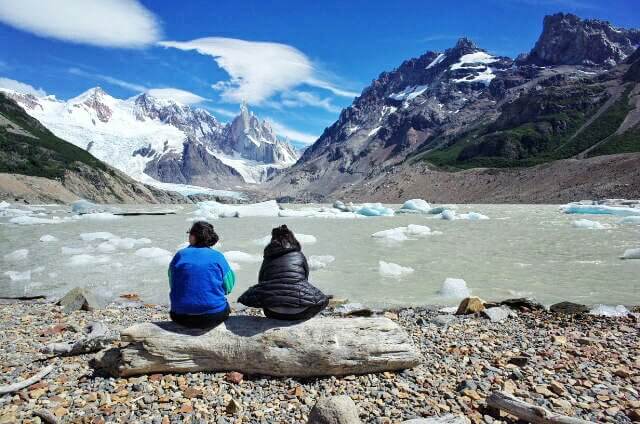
[237,225,330,320]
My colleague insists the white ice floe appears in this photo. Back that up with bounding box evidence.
[9,216,67,225]
[253,234,317,246]
[61,246,93,255]
[356,203,395,217]
[438,278,471,299]
[372,224,433,242]
[80,232,117,242]
[68,254,111,266]
[4,249,29,261]
[98,237,152,252]
[589,304,630,317]
[71,199,103,214]
[278,207,361,219]
[78,212,123,221]
[223,251,262,263]
[562,203,640,216]
[308,255,335,271]
[39,234,58,242]
[195,200,280,218]
[0,201,9,208]
[397,199,432,214]
[437,210,488,220]
[572,219,607,229]
[378,261,414,278]
[621,248,640,259]
[619,216,640,224]
[4,270,31,281]
[134,247,172,265]
[96,242,117,253]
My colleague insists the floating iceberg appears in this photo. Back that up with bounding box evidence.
[39,234,58,242]
[438,278,471,299]
[68,254,111,266]
[223,251,262,263]
[80,232,117,242]
[9,216,67,225]
[71,199,103,214]
[333,201,355,212]
[621,248,640,259]
[4,249,29,261]
[619,216,640,225]
[4,270,31,281]
[78,212,122,221]
[253,233,317,246]
[356,203,395,217]
[378,261,414,278]
[572,219,607,229]
[372,225,433,242]
[309,255,335,271]
[196,200,280,218]
[589,304,630,317]
[96,242,117,253]
[0,201,9,208]
[437,210,488,220]
[97,237,151,252]
[134,247,172,265]
[61,246,93,255]
[439,210,457,220]
[279,207,361,219]
[397,199,431,214]
[406,224,433,236]
[562,203,640,216]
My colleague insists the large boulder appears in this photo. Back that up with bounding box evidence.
[550,301,588,314]
[57,288,100,313]
[307,396,361,424]
[93,316,421,377]
[455,297,486,315]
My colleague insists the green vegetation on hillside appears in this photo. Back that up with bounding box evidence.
[0,93,109,179]
[587,125,640,156]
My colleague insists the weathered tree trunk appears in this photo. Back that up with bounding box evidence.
[487,391,594,424]
[94,316,421,378]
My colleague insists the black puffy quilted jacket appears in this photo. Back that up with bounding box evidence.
[237,241,329,309]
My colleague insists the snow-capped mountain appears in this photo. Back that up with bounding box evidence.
[1,86,299,189]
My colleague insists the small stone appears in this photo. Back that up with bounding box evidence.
[503,380,517,394]
[482,306,512,322]
[161,416,169,424]
[508,356,529,367]
[455,297,486,315]
[463,389,482,401]
[614,368,631,378]
[57,287,100,313]
[183,388,202,399]
[307,396,362,424]
[226,399,242,415]
[549,381,565,395]
[628,409,640,421]
[549,301,588,314]
[149,374,163,382]
[551,335,567,345]
[225,371,243,384]
[53,407,67,417]
[86,392,98,402]
[294,386,304,398]
[180,403,193,414]
[535,385,554,397]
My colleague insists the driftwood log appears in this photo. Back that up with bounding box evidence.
[94,316,421,377]
[44,322,114,356]
[0,365,54,395]
[487,391,594,424]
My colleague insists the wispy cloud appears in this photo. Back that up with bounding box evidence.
[0,0,162,48]
[0,76,47,96]
[206,107,238,119]
[268,119,318,145]
[158,37,358,105]
[279,91,341,113]
[420,34,461,43]
[68,67,147,92]
[146,88,206,105]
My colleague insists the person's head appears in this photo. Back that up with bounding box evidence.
[187,221,219,247]
[270,224,300,249]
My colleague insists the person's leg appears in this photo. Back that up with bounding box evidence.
[170,305,230,328]
[263,304,324,321]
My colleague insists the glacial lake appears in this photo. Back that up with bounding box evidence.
[1,203,639,308]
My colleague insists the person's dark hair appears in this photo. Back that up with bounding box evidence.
[270,224,300,250]
[188,221,219,247]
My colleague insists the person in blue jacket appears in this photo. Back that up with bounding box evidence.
[168,221,235,328]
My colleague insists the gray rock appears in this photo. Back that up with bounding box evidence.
[57,287,100,313]
[307,395,362,424]
[402,415,469,424]
[550,301,589,314]
[482,306,513,322]
[499,297,544,311]
[431,315,455,327]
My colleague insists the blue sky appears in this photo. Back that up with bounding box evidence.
[0,0,638,146]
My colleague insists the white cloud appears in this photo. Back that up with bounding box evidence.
[304,77,359,98]
[68,67,147,92]
[158,37,357,105]
[0,77,46,96]
[268,119,318,145]
[146,88,206,105]
[0,0,161,48]
[207,107,238,119]
[280,91,340,113]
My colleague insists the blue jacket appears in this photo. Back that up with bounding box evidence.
[168,246,235,315]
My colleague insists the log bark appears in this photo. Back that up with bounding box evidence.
[487,391,594,424]
[0,365,54,395]
[44,322,114,356]
[94,316,421,377]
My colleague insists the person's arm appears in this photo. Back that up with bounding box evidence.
[220,256,236,295]
[302,253,310,279]
[168,254,177,289]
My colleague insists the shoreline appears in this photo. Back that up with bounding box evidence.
[1,299,638,423]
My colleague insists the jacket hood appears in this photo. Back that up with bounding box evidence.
[264,240,301,259]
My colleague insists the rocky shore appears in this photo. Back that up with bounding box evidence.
[0,299,638,423]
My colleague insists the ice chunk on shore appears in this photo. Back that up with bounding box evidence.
[572,219,607,229]
[39,234,58,242]
[378,261,414,278]
[4,249,29,261]
[562,203,640,216]
[68,254,111,266]
[196,200,280,218]
[621,248,640,259]
[619,216,640,225]
[80,232,117,242]
[356,203,394,217]
[4,270,31,281]
[398,199,432,214]
[224,251,262,263]
[589,304,630,317]
[438,278,471,299]
[309,255,335,271]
